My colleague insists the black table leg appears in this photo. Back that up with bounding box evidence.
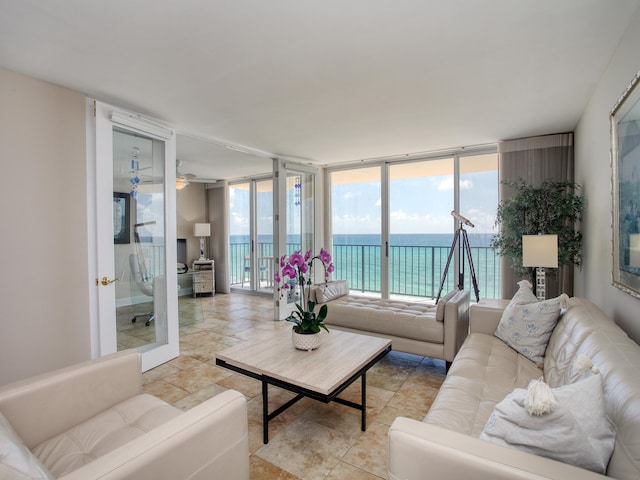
[361,371,366,431]
[262,379,269,444]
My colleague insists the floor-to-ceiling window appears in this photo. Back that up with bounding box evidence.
[229,177,274,294]
[330,166,382,294]
[459,152,500,298]
[328,148,499,300]
[389,157,454,298]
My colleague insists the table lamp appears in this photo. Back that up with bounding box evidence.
[194,223,211,260]
[522,234,558,301]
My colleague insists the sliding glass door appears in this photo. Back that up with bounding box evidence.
[389,158,454,298]
[328,150,499,300]
[329,167,382,295]
[229,177,274,294]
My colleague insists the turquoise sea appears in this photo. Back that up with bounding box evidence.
[230,233,500,299]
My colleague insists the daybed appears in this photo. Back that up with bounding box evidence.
[388,291,640,480]
[310,281,470,364]
[0,349,249,480]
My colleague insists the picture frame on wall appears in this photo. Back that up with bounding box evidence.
[113,192,131,244]
[611,69,640,299]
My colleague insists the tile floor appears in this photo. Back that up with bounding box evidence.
[135,293,446,480]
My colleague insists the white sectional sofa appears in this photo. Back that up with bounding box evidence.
[0,349,249,480]
[310,281,470,365]
[388,296,640,479]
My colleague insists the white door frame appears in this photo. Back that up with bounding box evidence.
[273,159,322,320]
[87,99,179,371]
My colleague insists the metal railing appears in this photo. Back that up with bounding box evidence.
[230,242,501,299]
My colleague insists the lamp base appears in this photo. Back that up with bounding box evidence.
[199,237,206,260]
[535,267,546,301]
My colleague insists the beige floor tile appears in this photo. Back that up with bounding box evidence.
[326,461,384,480]
[218,373,263,398]
[131,293,446,480]
[386,378,439,417]
[173,383,228,411]
[255,417,352,480]
[341,422,389,478]
[251,455,302,479]
[163,362,232,393]
[142,379,190,404]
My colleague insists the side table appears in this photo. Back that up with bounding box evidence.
[192,260,215,297]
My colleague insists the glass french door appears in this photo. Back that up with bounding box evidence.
[274,160,317,319]
[92,100,178,371]
[229,177,274,294]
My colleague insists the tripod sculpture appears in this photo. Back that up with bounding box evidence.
[436,211,480,303]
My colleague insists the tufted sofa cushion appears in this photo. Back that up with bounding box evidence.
[543,297,640,479]
[32,394,181,477]
[324,295,441,343]
[425,332,542,436]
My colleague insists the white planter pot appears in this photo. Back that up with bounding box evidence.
[292,330,321,351]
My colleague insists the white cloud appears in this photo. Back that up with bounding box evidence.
[332,213,381,234]
[436,177,473,191]
[437,176,454,191]
[375,198,381,207]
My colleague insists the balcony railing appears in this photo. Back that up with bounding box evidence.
[230,242,501,299]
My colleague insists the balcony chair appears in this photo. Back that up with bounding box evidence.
[241,254,269,287]
[129,253,155,326]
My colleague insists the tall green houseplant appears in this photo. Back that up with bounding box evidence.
[491,179,585,279]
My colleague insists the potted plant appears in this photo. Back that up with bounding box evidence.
[274,248,335,350]
[491,179,584,289]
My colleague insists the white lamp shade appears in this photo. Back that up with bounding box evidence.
[193,223,211,237]
[522,234,558,268]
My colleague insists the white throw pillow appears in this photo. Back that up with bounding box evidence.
[313,280,349,304]
[495,280,569,364]
[480,374,615,474]
[435,290,457,322]
[0,413,53,480]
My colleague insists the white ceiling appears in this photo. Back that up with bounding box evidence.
[1,0,639,180]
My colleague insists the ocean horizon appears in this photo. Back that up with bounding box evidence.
[230,233,500,299]
[230,232,494,248]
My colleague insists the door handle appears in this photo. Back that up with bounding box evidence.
[99,277,119,286]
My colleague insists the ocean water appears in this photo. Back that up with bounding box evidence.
[230,232,494,247]
[230,233,500,299]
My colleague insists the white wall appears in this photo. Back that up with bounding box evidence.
[176,181,207,266]
[0,68,91,385]
[575,9,640,343]
[207,183,230,293]
[176,182,207,293]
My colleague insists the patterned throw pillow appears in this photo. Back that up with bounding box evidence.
[495,280,569,364]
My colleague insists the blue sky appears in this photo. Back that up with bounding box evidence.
[229,165,498,237]
[332,170,498,235]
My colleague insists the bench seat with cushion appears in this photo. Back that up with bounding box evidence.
[310,281,470,363]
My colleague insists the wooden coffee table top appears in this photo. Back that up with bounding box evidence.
[216,328,391,395]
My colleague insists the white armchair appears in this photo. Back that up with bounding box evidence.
[0,349,249,479]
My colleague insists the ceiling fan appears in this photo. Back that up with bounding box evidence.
[176,160,218,190]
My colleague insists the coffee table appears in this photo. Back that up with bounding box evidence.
[215,328,392,443]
